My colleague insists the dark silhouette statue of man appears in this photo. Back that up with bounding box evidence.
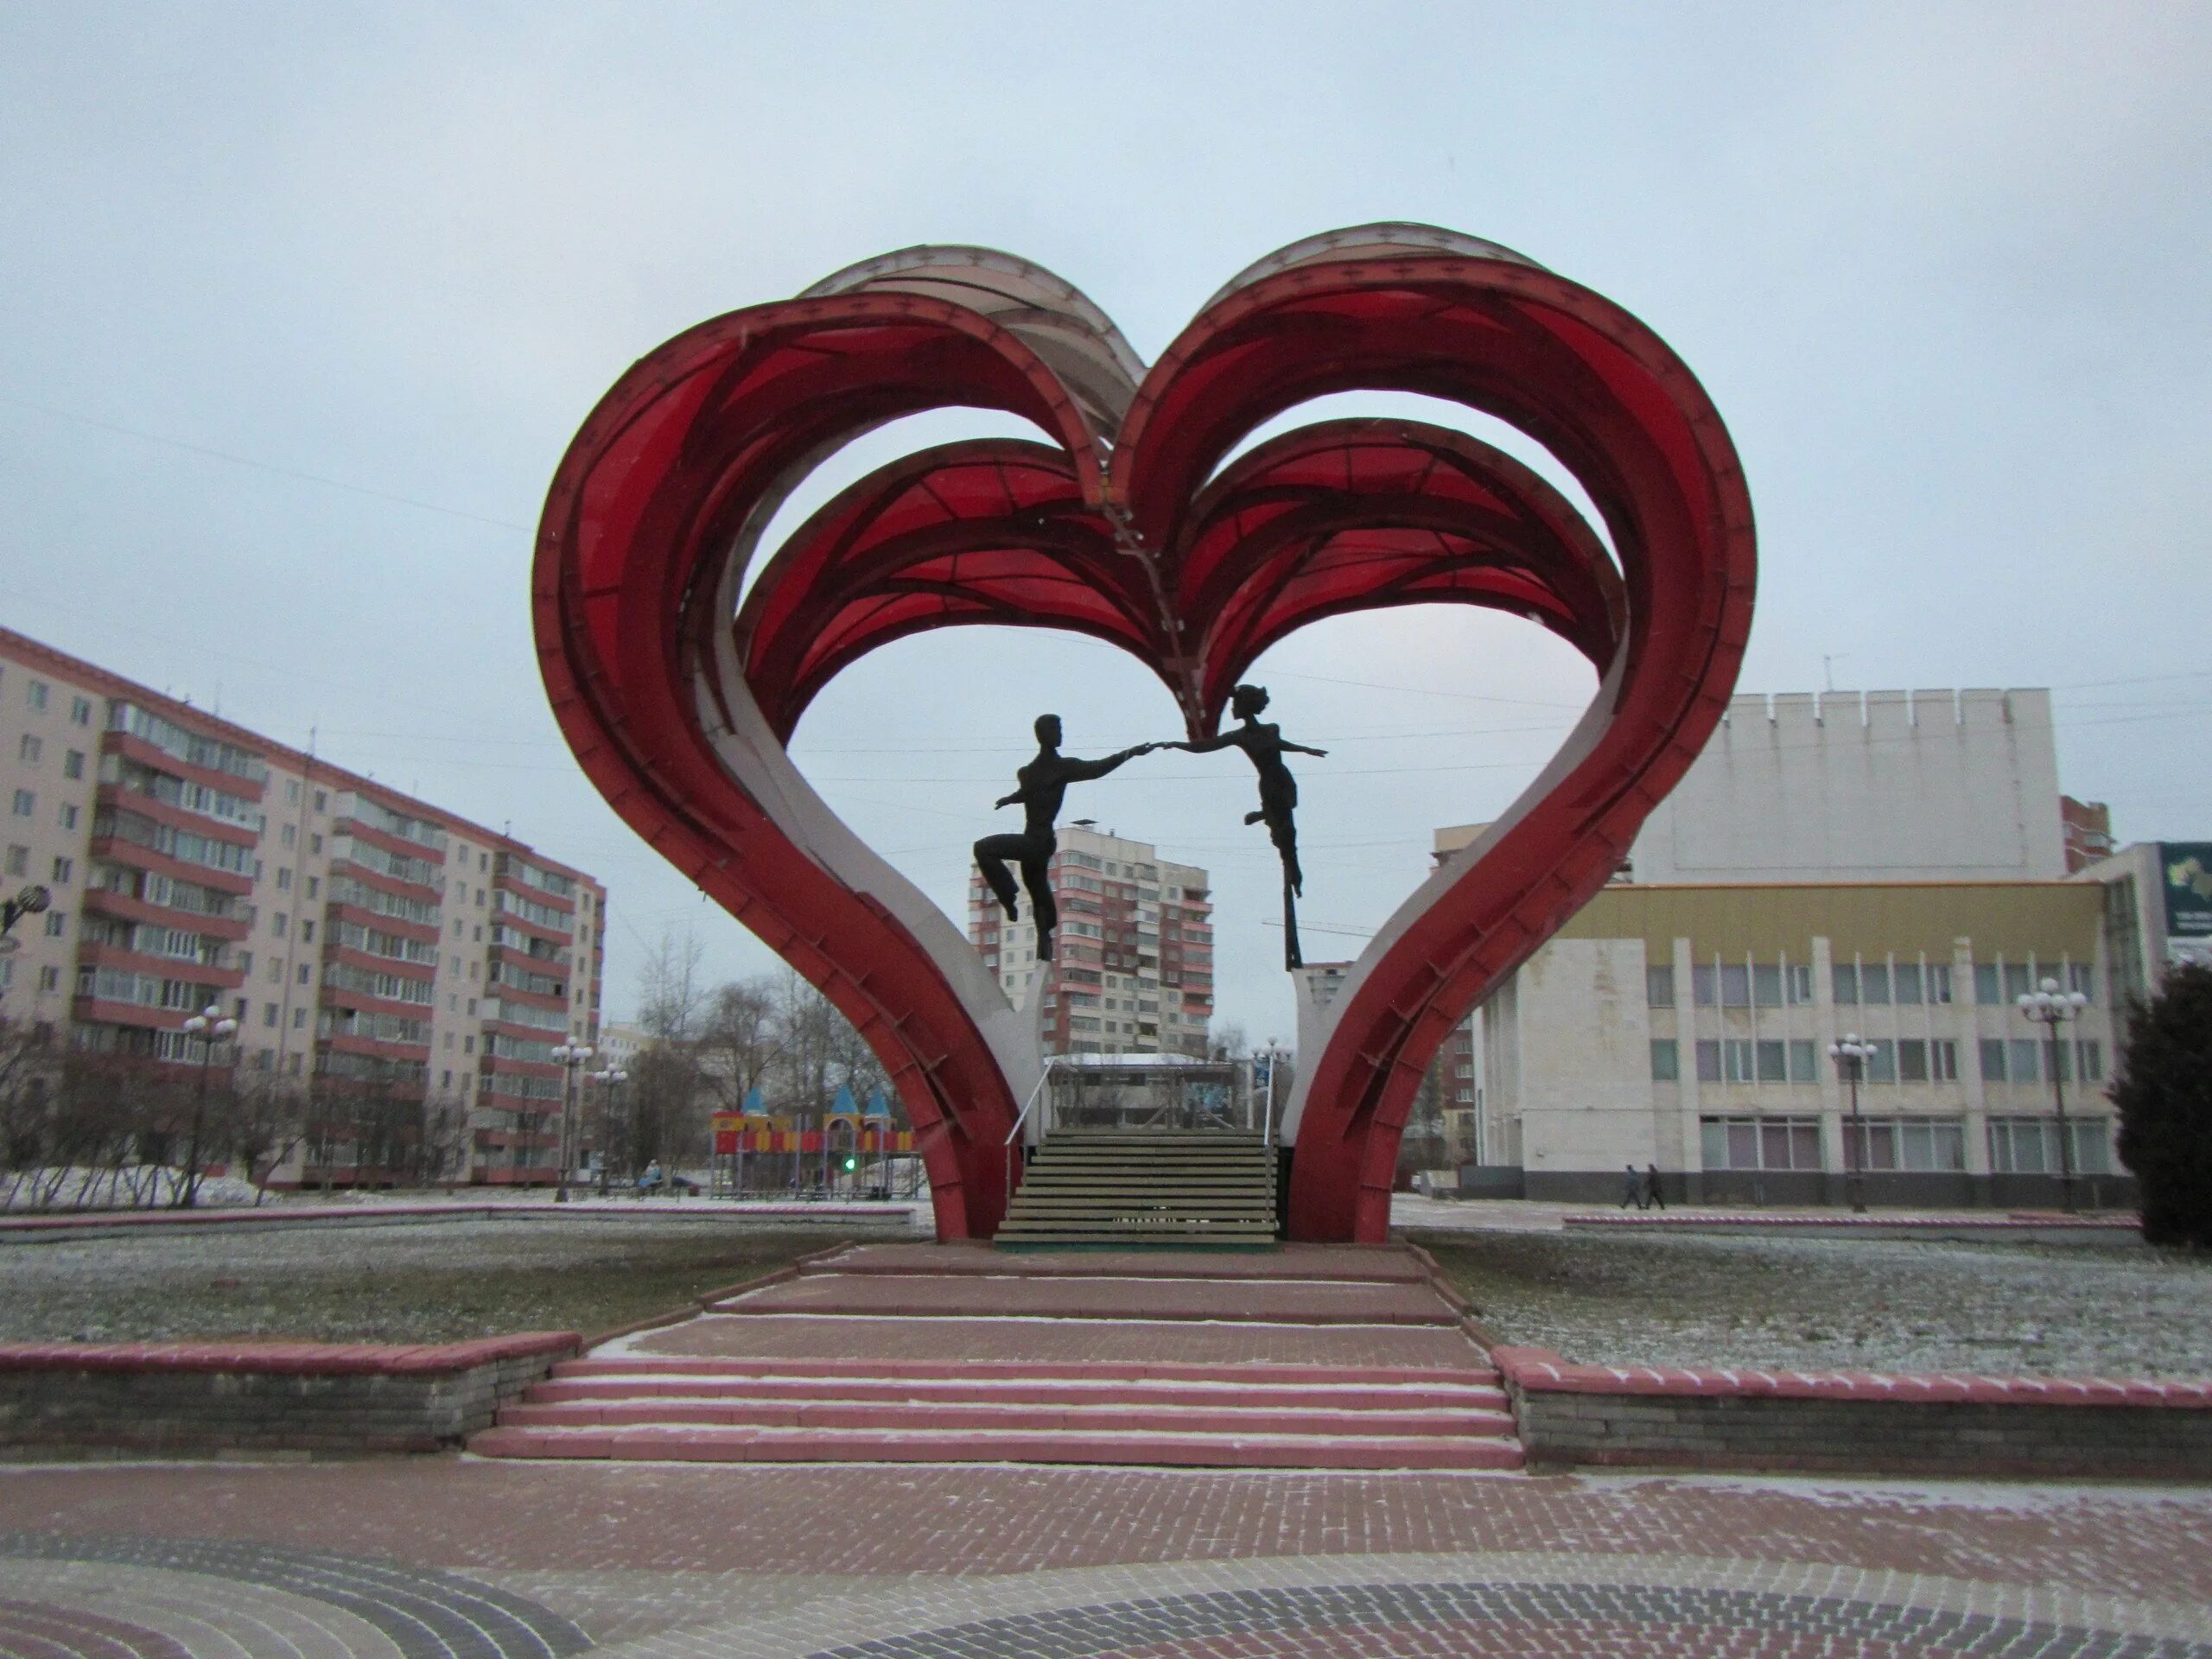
[976,715,1154,959]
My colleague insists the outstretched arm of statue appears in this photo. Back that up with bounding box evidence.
[994,789,1025,809]
[1165,731,1239,755]
[1282,741,1329,758]
[1062,742,1154,783]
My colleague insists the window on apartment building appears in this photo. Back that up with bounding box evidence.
[1694,1039,1720,1082]
[296,963,310,986]
[1831,963,1858,1005]
[1974,962,2001,1003]
[1859,1039,1896,1083]
[3,847,23,877]
[58,804,77,830]
[442,1071,452,1089]
[282,823,296,849]
[1753,1039,1787,1082]
[2004,963,2034,1002]
[299,920,315,944]
[292,1008,308,1029]
[2011,1039,2042,1082]
[310,834,322,854]
[443,1033,454,1051]
[1893,963,1923,1004]
[16,735,38,766]
[43,911,64,938]
[313,791,327,812]
[11,790,35,818]
[1788,1039,1817,1083]
[62,748,84,780]
[2077,1039,2104,1083]
[462,1036,474,1054]
[2068,963,2094,1000]
[1929,963,1954,1003]
[264,1003,277,1027]
[1931,1039,1958,1081]
[1860,963,1891,1004]
[26,680,48,711]
[1720,965,1751,1007]
[268,958,283,982]
[69,696,91,726]
[1893,1039,1923,1083]
[49,856,71,884]
[237,951,251,974]
[1690,965,1715,1007]
[1751,964,1783,1007]
[452,918,463,938]
[472,925,482,943]
[1846,1119,1967,1172]
[38,966,59,993]
[1988,1116,2110,1175]
[276,868,291,891]
[1700,1116,1823,1172]
[1979,1038,2007,1082]
[271,911,288,937]
[467,962,478,979]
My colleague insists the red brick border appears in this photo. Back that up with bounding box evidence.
[0,1202,907,1238]
[1485,1342,2212,1478]
[1561,1212,2138,1232]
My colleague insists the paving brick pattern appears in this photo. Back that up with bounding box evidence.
[3,1471,2210,1656]
[801,1581,2207,1658]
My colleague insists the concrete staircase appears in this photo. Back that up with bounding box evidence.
[995,1129,1277,1248]
[468,1354,1522,1468]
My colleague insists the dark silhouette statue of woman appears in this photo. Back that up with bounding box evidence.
[1166,684,1326,969]
[976,715,1154,960]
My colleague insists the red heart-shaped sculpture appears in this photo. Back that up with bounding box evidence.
[533,225,1754,1243]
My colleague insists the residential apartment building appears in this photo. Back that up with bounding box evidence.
[966,825,1212,1057]
[1433,687,2135,1205]
[0,627,606,1186]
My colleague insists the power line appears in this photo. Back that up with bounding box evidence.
[1,392,534,531]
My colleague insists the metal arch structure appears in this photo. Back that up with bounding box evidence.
[532,223,1756,1243]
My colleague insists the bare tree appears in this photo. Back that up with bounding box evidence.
[639,925,708,1043]
[697,976,781,1111]
[221,1075,306,1193]
[770,969,839,1125]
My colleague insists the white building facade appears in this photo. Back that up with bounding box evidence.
[1454,687,2138,1206]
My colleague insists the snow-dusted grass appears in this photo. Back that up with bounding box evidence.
[1413,1228,2212,1381]
[0,1218,855,1344]
[0,1165,267,1211]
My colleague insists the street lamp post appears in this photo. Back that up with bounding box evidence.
[2016,976,2090,1212]
[1828,1035,1877,1215]
[177,1001,239,1209]
[588,1065,627,1194]
[550,1043,594,1203]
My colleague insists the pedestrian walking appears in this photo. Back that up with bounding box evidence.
[1643,1163,1667,1211]
[1621,1164,1644,1210]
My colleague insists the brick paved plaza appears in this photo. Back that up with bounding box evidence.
[3,1236,2210,1656]
[3,1461,2210,1656]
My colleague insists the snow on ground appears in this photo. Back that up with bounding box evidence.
[1414,1227,2212,1380]
[0,1216,857,1344]
[0,1166,266,1211]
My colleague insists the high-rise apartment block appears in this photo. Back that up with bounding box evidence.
[967,825,1212,1057]
[0,627,606,1186]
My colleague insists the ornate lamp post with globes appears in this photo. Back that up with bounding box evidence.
[175,1001,239,1209]
[2016,976,2090,1212]
[1828,1034,1877,1214]
[550,1041,594,1203]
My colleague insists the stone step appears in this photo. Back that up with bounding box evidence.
[468,1422,1524,1470]
[531,1372,1505,1412]
[552,1356,1500,1388]
[499,1396,1516,1438]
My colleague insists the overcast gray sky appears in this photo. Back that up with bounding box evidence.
[3,3,2208,1044]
